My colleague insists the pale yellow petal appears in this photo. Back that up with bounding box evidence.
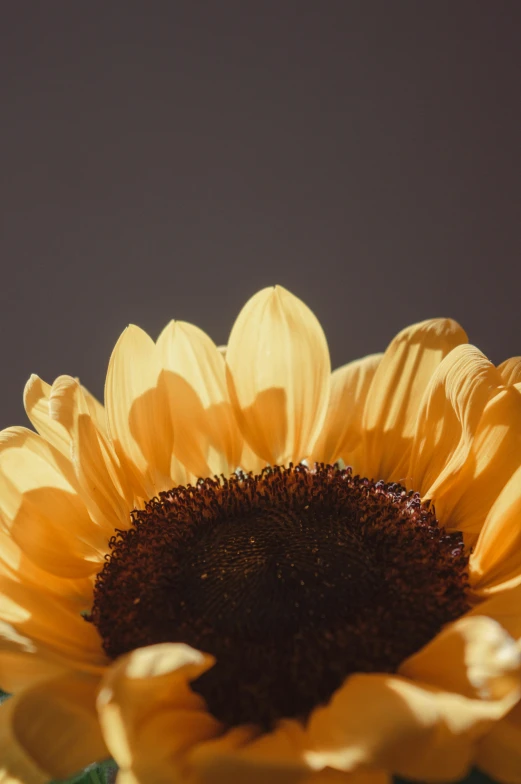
[400,615,521,701]
[0,429,106,578]
[359,318,467,482]
[238,439,267,475]
[189,721,305,784]
[0,527,93,608]
[0,622,67,693]
[312,354,382,468]
[476,701,521,784]
[0,696,47,784]
[438,385,521,543]
[0,572,106,670]
[156,321,243,478]
[304,671,518,782]
[226,286,331,465]
[105,325,169,498]
[467,583,521,643]
[470,463,521,595]
[23,375,70,458]
[406,344,501,503]
[498,356,521,386]
[97,643,221,777]
[0,672,107,782]
[80,383,108,436]
[74,413,134,531]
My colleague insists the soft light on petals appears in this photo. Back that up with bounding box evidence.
[97,643,221,779]
[0,622,66,693]
[406,345,501,504]
[23,375,71,459]
[156,321,243,478]
[470,463,521,595]
[0,673,108,782]
[80,383,108,436]
[441,385,521,543]
[305,671,518,782]
[360,318,467,481]
[226,286,331,465]
[476,701,521,784]
[312,354,382,468]
[400,615,521,701]
[467,584,521,645]
[0,697,47,784]
[0,429,106,577]
[105,325,170,498]
[498,357,521,386]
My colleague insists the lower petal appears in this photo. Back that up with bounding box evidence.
[97,643,221,776]
[0,672,107,782]
[476,701,521,784]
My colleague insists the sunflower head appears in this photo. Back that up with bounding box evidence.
[1,285,521,784]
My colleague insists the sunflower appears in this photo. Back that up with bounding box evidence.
[1,285,521,784]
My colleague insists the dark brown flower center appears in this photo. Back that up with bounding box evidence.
[87,464,470,730]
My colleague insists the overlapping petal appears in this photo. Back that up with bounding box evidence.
[312,354,382,469]
[357,318,467,481]
[0,287,520,784]
[226,286,331,465]
[97,644,222,783]
[0,672,107,783]
[155,321,243,479]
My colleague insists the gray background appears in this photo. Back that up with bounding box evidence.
[1,2,520,430]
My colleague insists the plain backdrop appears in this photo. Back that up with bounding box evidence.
[1,2,520,430]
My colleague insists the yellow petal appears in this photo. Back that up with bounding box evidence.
[400,615,521,701]
[189,721,305,784]
[0,527,93,609]
[0,429,106,578]
[0,622,67,693]
[406,344,502,502]
[470,463,521,595]
[476,700,521,784]
[23,374,71,458]
[360,318,467,482]
[304,670,518,782]
[0,696,47,784]
[498,356,521,386]
[80,383,108,436]
[97,643,221,777]
[312,354,382,467]
[156,321,243,478]
[226,286,331,465]
[74,413,134,531]
[467,583,521,643]
[105,325,170,498]
[0,571,105,670]
[439,385,521,543]
[0,672,107,782]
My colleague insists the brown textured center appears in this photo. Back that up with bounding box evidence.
[87,464,470,729]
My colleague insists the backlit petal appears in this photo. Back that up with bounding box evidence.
[0,672,107,782]
[156,321,243,479]
[312,354,382,468]
[226,286,331,465]
[105,325,170,498]
[440,385,521,543]
[359,318,467,481]
[498,356,521,386]
[97,643,221,779]
[407,345,502,502]
[400,615,521,701]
